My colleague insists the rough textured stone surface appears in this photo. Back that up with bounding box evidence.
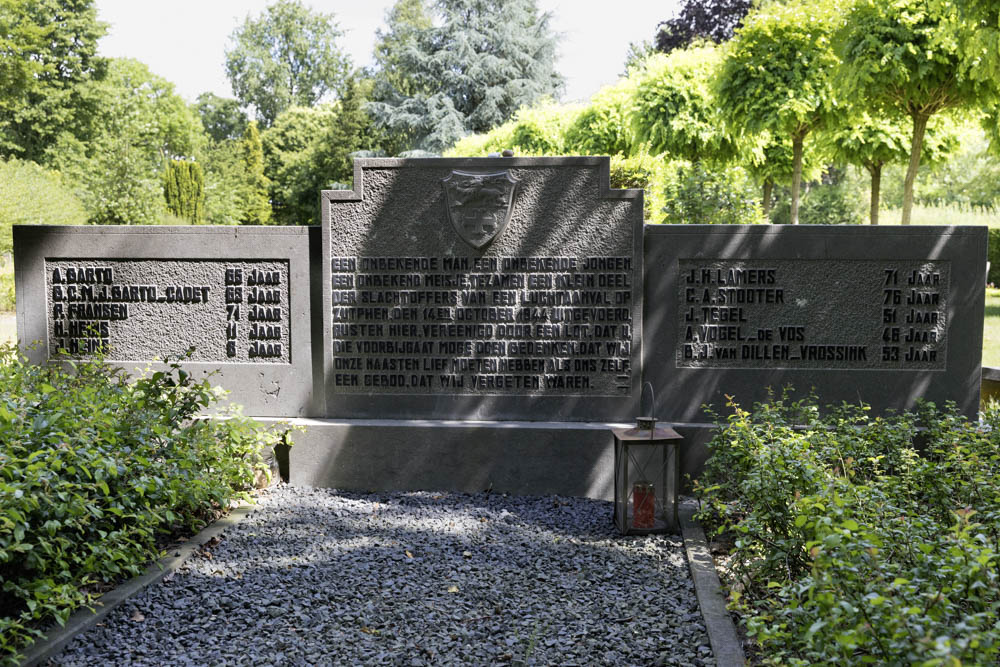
[322,157,644,422]
[645,225,986,420]
[53,485,714,666]
[14,226,315,417]
[44,259,291,364]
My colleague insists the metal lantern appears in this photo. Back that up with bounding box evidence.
[613,384,684,535]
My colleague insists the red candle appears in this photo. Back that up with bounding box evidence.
[633,482,655,529]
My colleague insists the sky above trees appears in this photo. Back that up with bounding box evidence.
[93,0,678,104]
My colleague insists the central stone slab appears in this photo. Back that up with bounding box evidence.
[321,157,643,421]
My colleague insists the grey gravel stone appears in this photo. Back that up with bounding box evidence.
[53,485,714,666]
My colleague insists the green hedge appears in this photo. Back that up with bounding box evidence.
[660,161,764,225]
[0,348,289,664]
[696,392,1000,664]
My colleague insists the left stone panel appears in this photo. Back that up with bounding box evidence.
[14,226,315,416]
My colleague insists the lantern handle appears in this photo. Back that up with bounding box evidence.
[639,381,655,419]
[636,382,657,433]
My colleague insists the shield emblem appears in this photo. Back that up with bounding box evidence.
[442,170,519,249]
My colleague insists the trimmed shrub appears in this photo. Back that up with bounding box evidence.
[0,270,13,312]
[446,103,582,157]
[661,161,765,225]
[770,182,864,225]
[696,392,1000,665]
[563,78,638,156]
[0,348,289,663]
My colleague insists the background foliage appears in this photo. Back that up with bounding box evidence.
[368,0,564,153]
[5,0,1000,232]
[224,0,350,128]
[0,158,87,255]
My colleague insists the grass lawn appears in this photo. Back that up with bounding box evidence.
[881,204,1000,227]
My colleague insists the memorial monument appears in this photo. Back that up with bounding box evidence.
[13,156,988,498]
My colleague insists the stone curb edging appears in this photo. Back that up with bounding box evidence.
[18,502,256,667]
[679,500,747,667]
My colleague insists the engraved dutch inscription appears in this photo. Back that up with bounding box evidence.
[330,255,633,395]
[676,259,948,370]
[324,158,642,419]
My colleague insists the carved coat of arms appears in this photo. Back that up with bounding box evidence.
[441,170,519,249]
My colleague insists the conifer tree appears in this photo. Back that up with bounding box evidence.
[162,160,205,223]
[368,0,563,153]
[239,121,271,225]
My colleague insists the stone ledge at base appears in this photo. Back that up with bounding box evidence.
[257,418,718,500]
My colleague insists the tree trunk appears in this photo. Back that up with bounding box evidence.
[790,132,804,225]
[902,113,929,226]
[869,163,881,226]
[762,179,773,220]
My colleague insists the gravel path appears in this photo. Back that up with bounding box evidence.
[54,485,714,666]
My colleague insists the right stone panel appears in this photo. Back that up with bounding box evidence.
[644,225,986,420]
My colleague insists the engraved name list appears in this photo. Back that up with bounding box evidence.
[677,259,948,370]
[46,259,291,363]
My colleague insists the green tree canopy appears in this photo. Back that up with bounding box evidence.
[262,80,376,225]
[195,92,247,143]
[716,1,840,224]
[654,0,752,53]
[631,45,734,163]
[0,158,88,254]
[262,106,334,224]
[373,0,431,98]
[836,0,982,224]
[368,0,564,153]
[225,0,351,128]
[947,0,1000,151]
[48,58,204,224]
[824,111,955,224]
[0,0,107,162]
[0,0,50,108]
[563,78,638,156]
[446,102,582,157]
[370,0,433,155]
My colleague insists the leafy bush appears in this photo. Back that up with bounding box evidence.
[609,151,669,223]
[661,160,765,225]
[445,102,582,157]
[990,228,1000,286]
[563,78,638,156]
[0,347,288,664]
[0,159,88,256]
[770,182,864,225]
[696,392,1000,665]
